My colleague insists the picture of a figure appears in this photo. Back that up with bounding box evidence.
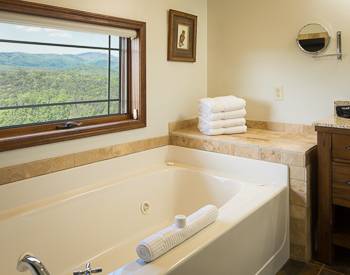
[168,9,197,62]
[177,24,189,49]
[179,30,186,47]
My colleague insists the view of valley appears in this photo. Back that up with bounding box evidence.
[0,51,120,128]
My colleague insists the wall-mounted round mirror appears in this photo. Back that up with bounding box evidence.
[297,23,330,54]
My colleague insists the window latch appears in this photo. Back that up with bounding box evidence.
[132,109,139,120]
[56,121,82,130]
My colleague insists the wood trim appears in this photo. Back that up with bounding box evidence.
[315,126,350,135]
[0,0,146,151]
[0,120,146,152]
[333,231,350,250]
[0,0,145,29]
[167,9,197,62]
[316,131,334,264]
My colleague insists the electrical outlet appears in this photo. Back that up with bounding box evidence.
[275,86,284,101]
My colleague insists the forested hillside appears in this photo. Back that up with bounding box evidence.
[0,52,119,128]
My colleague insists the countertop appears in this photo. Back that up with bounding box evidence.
[171,126,316,154]
[314,116,350,130]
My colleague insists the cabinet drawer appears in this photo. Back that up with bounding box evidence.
[333,134,350,161]
[333,162,350,207]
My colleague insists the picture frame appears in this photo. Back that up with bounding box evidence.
[167,9,197,62]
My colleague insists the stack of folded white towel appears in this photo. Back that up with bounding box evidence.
[198,95,247,136]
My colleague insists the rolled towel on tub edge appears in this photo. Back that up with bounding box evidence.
[136,204,219,263]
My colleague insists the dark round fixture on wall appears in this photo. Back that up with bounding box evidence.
[296,23,330,54]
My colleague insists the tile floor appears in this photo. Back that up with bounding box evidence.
[277,258,350,275]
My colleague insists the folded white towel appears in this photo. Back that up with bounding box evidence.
[199,125,247,136]
[199,96,246,113]
[136,205,218,263]
[200,109,246,121]
[198,118,246,130]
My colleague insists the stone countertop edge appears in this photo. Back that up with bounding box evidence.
[171,127,316,154]
[314,116,350,130]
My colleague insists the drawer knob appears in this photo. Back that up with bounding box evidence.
[345,145,350,150]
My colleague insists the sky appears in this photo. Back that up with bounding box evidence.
[0,22,119,55]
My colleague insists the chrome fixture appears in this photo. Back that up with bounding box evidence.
[73,262,102,275]
[313,31,343,60]
[296,22,343,60]
[56,120,82,130]
[17,254,50,275]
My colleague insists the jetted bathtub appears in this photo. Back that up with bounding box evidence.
[0,145,289,275]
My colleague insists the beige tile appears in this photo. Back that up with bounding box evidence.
[290,179,307,207]
[169,118,197,132]
[290,179,307,193]
[74,146,114,167]
[290,166,307,181]
[171,135,235,155]
[290,244,306,262]
[205,141,235,155]
[48,154,76,172]
[0,154,76,185]
[284,123,304,134]
[302,125,315,135]
[291,205,306,219]
[234,144,260,159]
[282,151,306,167]
[1,136,169,185]
[290,189,307,207]
[260,147,282,163]
[246,120,268,130]
[290,217,307,246]
[266,121,286,132]
[0,166,27,185]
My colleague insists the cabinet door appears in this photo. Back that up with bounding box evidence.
[317,131,333,264]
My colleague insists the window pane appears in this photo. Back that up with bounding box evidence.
[0,22,123,129]
[0,22,119,48]
[111,36,120,49]
[110,51,120,100]
[109,100,120,115]
[0,43,110,108]
[0,102,112,128]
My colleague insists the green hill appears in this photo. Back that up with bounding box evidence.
[0,52,118,70]
[0,51,120,128]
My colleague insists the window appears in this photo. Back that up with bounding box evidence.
[0,24,127,127]
[0,1,146,151]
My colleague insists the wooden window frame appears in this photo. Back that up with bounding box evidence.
[0,0,146,152]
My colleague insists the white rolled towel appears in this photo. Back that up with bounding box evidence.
[199,96,246,113]
[136,205,219,263]
[199,125,247,136]
[198,117,246,130]
[200,109,247,121]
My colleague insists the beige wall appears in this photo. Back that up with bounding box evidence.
[0,0,207,167]
[208,0,350,125]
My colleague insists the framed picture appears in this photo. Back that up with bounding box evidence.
[167,9,197,62]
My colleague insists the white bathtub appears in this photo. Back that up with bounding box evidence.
[0,145,289,275]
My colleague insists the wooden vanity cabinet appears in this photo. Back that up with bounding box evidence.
[316,126,350,264]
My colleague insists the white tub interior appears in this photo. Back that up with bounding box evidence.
[0,145,289,275]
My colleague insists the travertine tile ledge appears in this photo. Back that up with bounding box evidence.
[0,136,169,185]
[171,127,317,164]
[314,116,350,130]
